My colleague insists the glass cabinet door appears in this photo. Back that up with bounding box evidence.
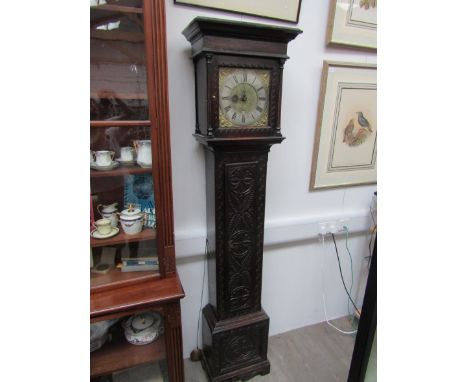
[90,0,158,290]
[91,0,148,120]
[90,2,180,382]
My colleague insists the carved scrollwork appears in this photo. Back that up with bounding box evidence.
[225,163,257,313]
[229,229,253,266]
[214,150,269,318]
[228,270,251,311]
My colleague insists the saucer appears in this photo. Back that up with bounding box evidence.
[116,158,136,166]
[137,161,152,169]
[91,227,119,239]
[91,161,119,171]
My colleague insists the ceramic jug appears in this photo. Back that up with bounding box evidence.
[134,140,152,167]
[97,202,118,227]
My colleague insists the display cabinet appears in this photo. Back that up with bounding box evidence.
[90,1,184,381]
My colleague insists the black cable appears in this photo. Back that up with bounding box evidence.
[331,233,361,315]
[195,238,208,350]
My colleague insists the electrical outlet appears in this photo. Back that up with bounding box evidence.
[318,219,349,236]
[318,220,339,234]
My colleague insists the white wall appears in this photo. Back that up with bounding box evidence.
[165,0,377,358]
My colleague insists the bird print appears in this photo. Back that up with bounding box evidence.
[343,112,374,147]
[357,112,373,132]
[360,0,376,10]
[343,119,355,144]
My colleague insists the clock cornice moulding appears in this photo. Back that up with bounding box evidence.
[182,17,302,44]
[182,17,302,59]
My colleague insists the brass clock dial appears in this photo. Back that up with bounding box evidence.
[219,67,270,128]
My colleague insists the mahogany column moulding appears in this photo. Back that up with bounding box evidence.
[183,18,302,382]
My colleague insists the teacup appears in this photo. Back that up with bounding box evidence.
[93,151,115,167]
[120,147,135,162]
[94,218,112,235]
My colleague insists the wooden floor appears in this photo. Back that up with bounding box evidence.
[186,316,356,382]
[114,316,357,382]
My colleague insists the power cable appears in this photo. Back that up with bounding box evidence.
[331,233,361,316]
[344,227,355,317]
[190,238,208,361]
[320,235,357,335]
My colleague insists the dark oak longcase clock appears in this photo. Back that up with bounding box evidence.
[183,18,301,382]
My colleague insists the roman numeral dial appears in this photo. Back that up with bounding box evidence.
[219,67,270,127]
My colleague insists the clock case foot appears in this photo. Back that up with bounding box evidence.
[201,304,270,382]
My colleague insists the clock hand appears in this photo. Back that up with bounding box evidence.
[241,90,247,102]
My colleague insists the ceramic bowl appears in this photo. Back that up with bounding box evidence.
[122,312,163,346]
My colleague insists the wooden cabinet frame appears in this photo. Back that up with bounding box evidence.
[90,1,184,381]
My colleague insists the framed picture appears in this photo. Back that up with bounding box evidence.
[310,61,377,190]
[174,0,302,24]
[327,0,377,50]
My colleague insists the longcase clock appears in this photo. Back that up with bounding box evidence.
[183,18,301,382]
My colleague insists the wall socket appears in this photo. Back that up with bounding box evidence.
[318,218,350,235]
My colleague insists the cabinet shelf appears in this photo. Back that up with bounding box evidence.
[90,4,143,15]
[91,329,165,377]
[91,268,159,294]
[91,120,151,127]
[91,274,184,320]
[91,227,156,248]
[90,165,152,178]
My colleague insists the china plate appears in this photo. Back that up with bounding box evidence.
[116,158,136,166]
[91,161,119,171]
[91,227,119,239]
[137,161,152,168]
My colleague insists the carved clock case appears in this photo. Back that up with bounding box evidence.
[183,18,301,382]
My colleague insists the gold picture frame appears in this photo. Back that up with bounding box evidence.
[174,0,302,24]
[327,0,377,50]
[310,61,377,190]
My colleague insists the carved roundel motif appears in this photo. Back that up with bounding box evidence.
[229,229,253,264]
[230,167,255,196]
[228,271,251,311]
[223,334,257,365]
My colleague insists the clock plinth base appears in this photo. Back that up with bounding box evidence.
[201,304,270,382]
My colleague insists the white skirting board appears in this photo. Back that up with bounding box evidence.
[174,210,372,260]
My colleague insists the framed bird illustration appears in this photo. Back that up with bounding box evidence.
[327,0,377,50]
[310,61,376,189]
